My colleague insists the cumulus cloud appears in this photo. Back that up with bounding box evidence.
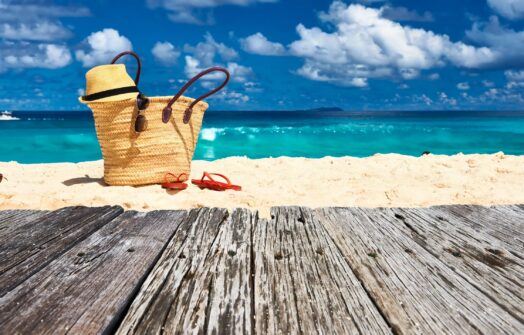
[184,33,238,65]
[75,29,133,67]
[183,33,253,83]
[428,73,440,80]
[487,0,524,19]
[466,16,524,68]
[0,1,90,22]
[288,2,495,86]
[457,82,470,90]
[146,0,278,24]
[0,21,72,41]
[152,41,180,66]
[439,92,458,106]
[505,69,524,81]
[1,43,71,70]
[0,1,89,71]
[381,6,434,22]
[213,90,250,104]
[184,56,253,83]
[240,33,286,55]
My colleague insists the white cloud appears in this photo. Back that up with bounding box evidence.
[240,33,286,56]
[152,41,180,66]
[184,33,238,66]
[482,79,495,87]
[439,92,457,106]
[146,0,278,24]
[505,69,524,81]
[213,90,250,104]
[428,73,440,80]
[183,33,253,83]
[487,0,524,20]
[466,16,524,68]
[0,2,91,22]
[1,43,71,70]
[414,94,433,106]
[457,82,470,90]
[75,29,133,67]
[381,6,433,22]
[184,56,253,83]
[0,22,72,41]
[504,70,524,88]
[0,1,89,71]
[288,2,495,87]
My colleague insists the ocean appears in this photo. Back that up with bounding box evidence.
[1,110,523,163]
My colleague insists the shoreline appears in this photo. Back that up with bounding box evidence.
[1,153,523,218]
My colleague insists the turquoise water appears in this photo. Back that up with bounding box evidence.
[1,110,523,163]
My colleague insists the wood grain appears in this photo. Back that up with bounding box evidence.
[0,210,185,335]
[316,207,523,334]
[433,205,524,257]
[117,208,254,335]
[0,206,123,296]
[253,207,392,335]
[381,207,524,322]
[0,209,50,233]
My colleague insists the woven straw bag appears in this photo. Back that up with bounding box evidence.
[83,51,229,186]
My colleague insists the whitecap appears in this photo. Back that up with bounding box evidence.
[200,127,223,141]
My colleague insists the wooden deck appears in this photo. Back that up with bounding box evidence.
[0,205,522,334]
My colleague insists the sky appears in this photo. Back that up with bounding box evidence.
[1,0,524,111]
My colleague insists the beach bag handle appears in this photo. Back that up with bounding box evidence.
[111,51,141,85]
[162,67,230,124]
[111,51,229,124]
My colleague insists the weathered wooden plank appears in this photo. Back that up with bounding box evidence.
[0,209,50,232]
[117,208,253,335]
[0,210,186,335]
[316,207,523,334]
[432,205,524,256]
[0,206,124,296]
[381,207,524,322]
[253,207,392,334]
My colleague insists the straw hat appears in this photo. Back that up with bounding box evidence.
[79,64,138,103]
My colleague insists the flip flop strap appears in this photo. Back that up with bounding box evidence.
[162,67,230,124]
[111,51,141,85]
[164,172,188,184]
[202,172,232,186]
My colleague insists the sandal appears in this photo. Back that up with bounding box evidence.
[192,172,241,191]
[162,172,188,190]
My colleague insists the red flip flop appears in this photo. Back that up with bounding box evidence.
[162,172,188,190]
[192,172,241,191]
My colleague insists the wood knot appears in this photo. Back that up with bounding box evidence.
[367,252,378,259]
[394,213,405,220]
[485,248,503,256]
[227,250,237,257]
[444,247,462,257]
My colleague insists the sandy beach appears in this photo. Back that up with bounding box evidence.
[1,153,523,218]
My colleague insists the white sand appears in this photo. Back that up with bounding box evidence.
[1,153,523,218]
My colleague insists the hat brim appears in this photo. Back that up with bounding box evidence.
[79,91,138,104]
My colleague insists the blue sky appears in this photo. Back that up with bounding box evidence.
[1,0,524,111]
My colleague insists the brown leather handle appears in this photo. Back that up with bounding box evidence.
[162,67,230,124]
[111,51,141,85]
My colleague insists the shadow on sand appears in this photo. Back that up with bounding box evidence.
[62,175,106,186]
